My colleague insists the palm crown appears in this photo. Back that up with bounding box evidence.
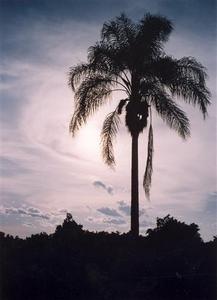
[69,13,210,235]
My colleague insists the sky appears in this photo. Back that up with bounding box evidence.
[0,0,216,240]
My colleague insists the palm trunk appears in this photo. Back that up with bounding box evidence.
[131,133,139,236]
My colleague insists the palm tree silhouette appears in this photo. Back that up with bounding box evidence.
[69,13,210,236]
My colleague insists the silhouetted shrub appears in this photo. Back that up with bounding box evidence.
[146,215,202,248]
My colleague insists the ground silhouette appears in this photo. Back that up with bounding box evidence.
[1,214,216,300]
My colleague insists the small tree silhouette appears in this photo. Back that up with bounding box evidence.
[55,213,83,238]
[146,215,202,246]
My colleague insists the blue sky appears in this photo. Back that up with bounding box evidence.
[0,0,216,240]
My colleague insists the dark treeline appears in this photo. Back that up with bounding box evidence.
[1,214,216,300]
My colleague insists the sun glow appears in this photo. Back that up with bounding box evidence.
[74,123,101,159]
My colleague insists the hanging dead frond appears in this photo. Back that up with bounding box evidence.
[117,99,128,114]
[143,123,154,200]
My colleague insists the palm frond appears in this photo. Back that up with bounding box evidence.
[101,13,136,47]
[144,55,208,86]
[69,63,92,91]
[170,77,210,118]
[69,75,113,135]
[100,15,141,72]
[88,42,125,73]
[177,57,207,84]
[134,14,173,63]
[139,13,173,43]
[101,110,121,167]
[143,123,154,200]
[69,111,81,136]
[150,90,190,139]
[88,42,132,94]
[145,56,211,118]
[88,42,118,73]
[143,56,178,82]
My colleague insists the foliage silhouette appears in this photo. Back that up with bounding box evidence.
[69,13,210,236]
[146,214,202,247]
[1,214,216,300]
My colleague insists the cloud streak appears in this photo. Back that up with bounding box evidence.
[93,181,114,195]
[104,218,126,225]
[4,207,50,220]
[97,207,121,217]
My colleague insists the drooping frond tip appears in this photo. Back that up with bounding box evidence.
[101,109,121,168]
[143,124,154,200]
[68,63,91,92]
[69,111,81,136]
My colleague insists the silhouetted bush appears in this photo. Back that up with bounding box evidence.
[0,215,216,300]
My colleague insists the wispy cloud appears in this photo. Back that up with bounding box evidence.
[4,207,50,220]
[117,201,131,216]
[97,207,121,217]
[104,218,126,225]
[117,201,146,216]
[93,181,114,195]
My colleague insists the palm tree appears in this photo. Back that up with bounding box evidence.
[68,13,210,236]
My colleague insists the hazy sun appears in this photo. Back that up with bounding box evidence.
[74,123,101,159]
